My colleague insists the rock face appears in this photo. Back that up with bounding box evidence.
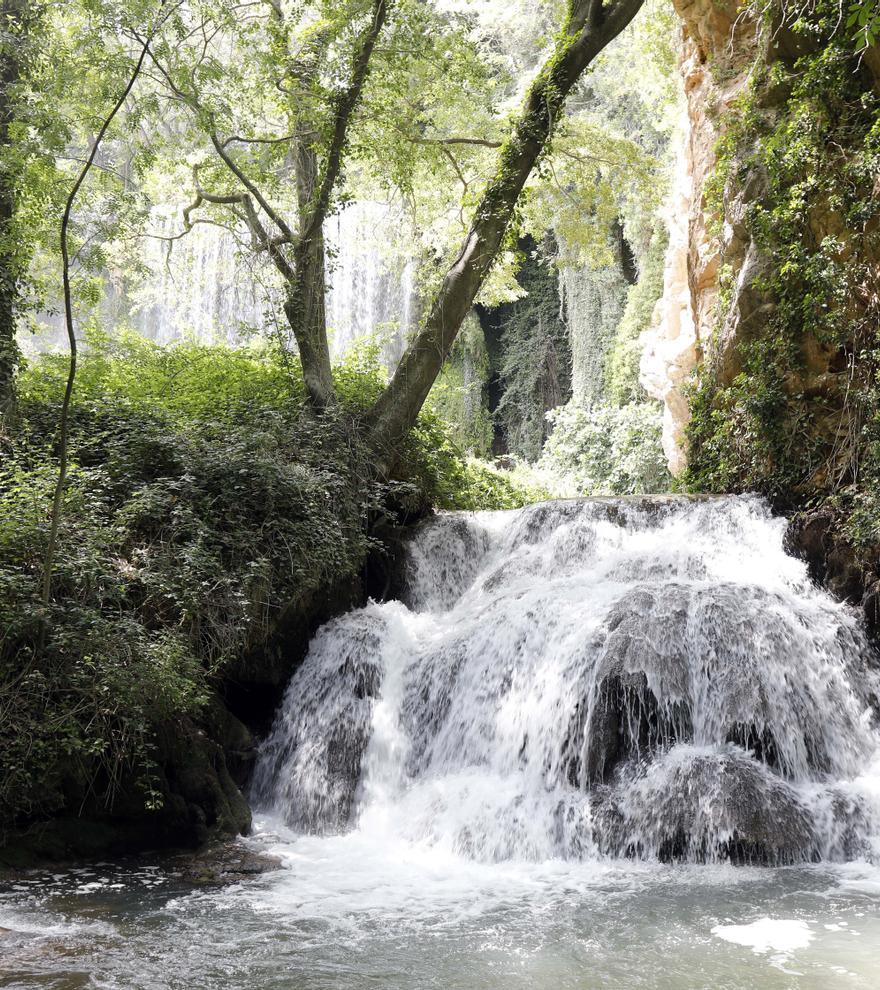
[639,123,697,475]
[592,749,819,864]
[641,0,760,474]
[0,703,254,868]
[785,508,880,643]
[647,1,880,483]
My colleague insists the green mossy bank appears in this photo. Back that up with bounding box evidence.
[0,337,538,865]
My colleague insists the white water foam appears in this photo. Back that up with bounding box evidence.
[253,496,880,867]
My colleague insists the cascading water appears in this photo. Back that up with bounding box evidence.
[324,202,416,366]
[254,495,880,867]
[22,201,416,368]
[7,496,880,989]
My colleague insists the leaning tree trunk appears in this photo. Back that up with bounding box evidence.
[366,0,644,463]
[0,0,29,416]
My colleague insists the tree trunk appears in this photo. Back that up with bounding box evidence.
[366,0,644,463]
[283,116,335,409]
[0,0,29,416]
[285,231,334,409]
[263,0,388,410]
[273,7,337,411]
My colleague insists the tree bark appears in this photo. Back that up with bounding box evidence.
[0,0,29,416]
[366,0,644,463]
[286,229,333,408]
[283,23,335,410]
[273,0,388,410]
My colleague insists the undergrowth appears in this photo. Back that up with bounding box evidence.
[0,334,540,825]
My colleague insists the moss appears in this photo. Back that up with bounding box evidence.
[604,229,668,406]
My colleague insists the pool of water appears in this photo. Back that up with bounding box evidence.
[3,817,880,990]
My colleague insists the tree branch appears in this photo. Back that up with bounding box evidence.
[298,0,389,248]
[137,32,299,263]
[412,136,502,148]
[209,132,296,243]
[221,132,296,148]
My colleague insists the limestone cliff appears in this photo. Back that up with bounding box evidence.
[638,118,695,475]
[641,0,761,474]
[645,0,879,491]
[647,0,880,626]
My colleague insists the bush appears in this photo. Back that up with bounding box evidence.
[1,336,536,826]
[541,401,670,496]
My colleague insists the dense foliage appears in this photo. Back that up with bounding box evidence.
[427,314,495,458]
[604,230,667,406]
[0,341,538,826]
[489,245,573,461]
[541,401,668,495]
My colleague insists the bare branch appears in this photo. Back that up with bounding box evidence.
[412,136,502,148]
[221,133,296,148]
[209,133,296,242]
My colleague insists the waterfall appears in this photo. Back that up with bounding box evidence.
[23,202,416,369]
[324,202,416,367]
[253,496,880,865]
[130,209,270,344]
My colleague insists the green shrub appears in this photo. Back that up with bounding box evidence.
[1,336,537,825]
[541,401,670,496]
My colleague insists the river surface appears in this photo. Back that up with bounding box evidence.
[2,831,880,989]
[3,496,880,988]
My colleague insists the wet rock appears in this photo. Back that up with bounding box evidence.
[254,609,387,833]
[166,841,282,886]
[785,509,880,640]
[593,750,817,864]
[864,580,880,637]
[229,574,366,734]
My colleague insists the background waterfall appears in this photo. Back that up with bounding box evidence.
[23,201,416,370]
[324,202,416,366]
[254,496,880,865]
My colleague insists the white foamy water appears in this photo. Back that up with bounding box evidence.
[712,917,815,955]
[253,495,880,866]
[4,495,880,989]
